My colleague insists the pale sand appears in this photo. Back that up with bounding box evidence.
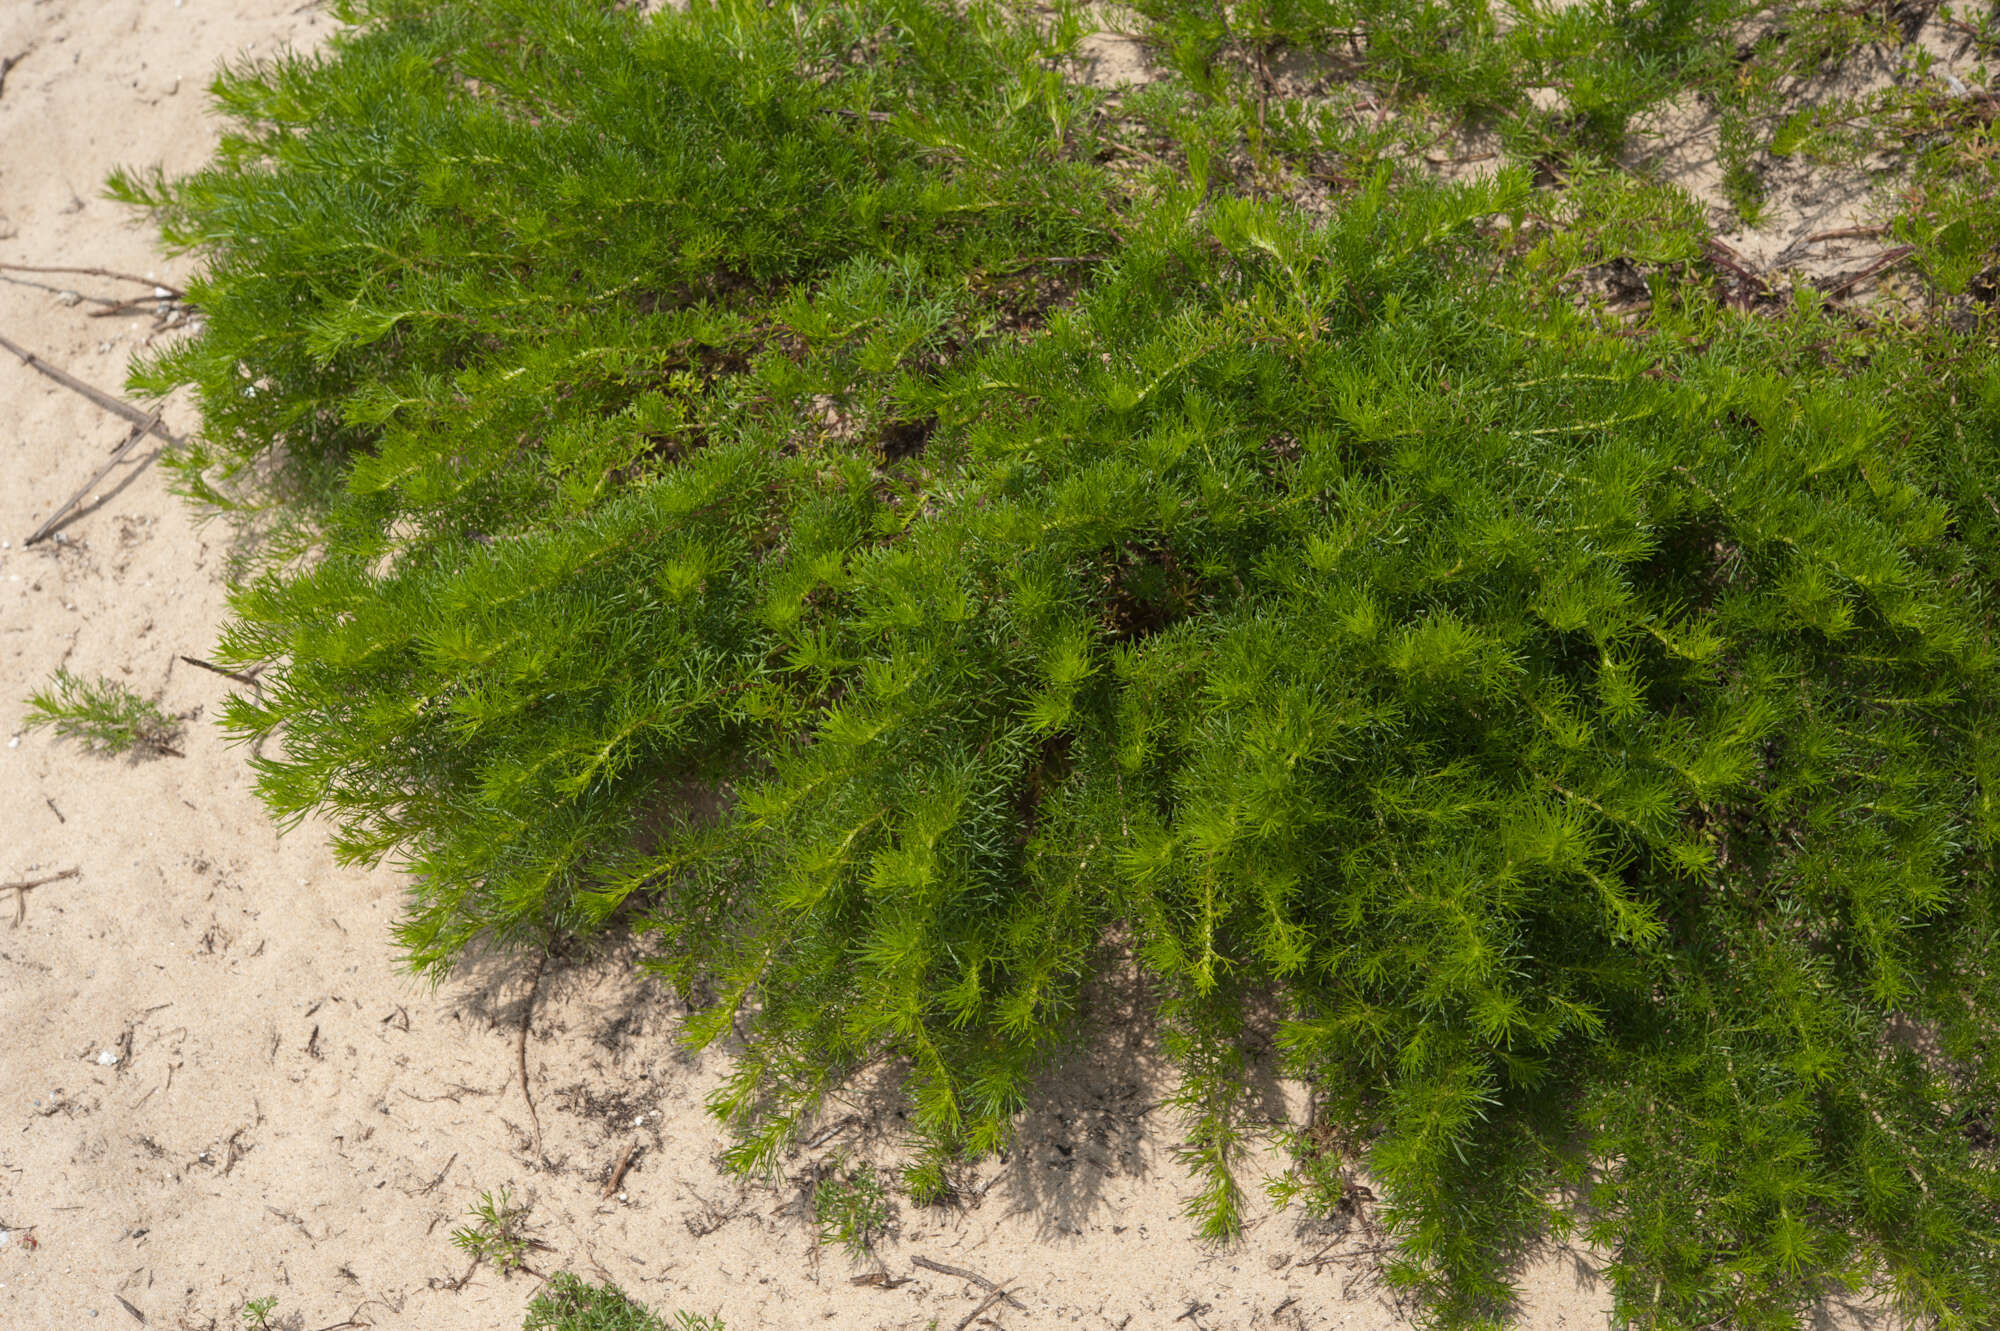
[0,4,1917,1330]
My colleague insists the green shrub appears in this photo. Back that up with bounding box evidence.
[123,0,2000,1326]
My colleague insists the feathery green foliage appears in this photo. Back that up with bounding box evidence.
[120,0,2000,1326]
[452,1187,532,1275]
[24,668,184,758]
[524,1274,722,1331]
[813,1157,891,1258]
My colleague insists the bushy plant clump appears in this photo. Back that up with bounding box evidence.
[525,1274,721,1331]
[123,0,2000,1325]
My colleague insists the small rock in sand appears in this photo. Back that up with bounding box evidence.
[95,1050,120,1067]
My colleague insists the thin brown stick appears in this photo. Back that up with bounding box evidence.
[912,1256,1027,1310]
[87,297,179,319]
[1937,15,2000,44]
[1703,238,1772,297]
[601,1141,640,1198]
[1822,245,1917,298]
[7,867,79,928]
[25,408,162,546]
[0,263,183,299]
[1805,225,1889,243]
[951,1284,1016,1331]
[0,273,128,309]
[419,1151,457,1196]
[1304,1238,1399,1270]
[4,867,82,889]
[179,655,264,687]
[0,332,182,445]
[518,952,550,1166]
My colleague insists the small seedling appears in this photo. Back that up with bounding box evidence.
[812,1159,889,1260]
[239,1296,280,1331]
[452,1187,533,1275]
[23,668,183,757]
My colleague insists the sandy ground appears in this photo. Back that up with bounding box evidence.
[0,4,1949,1330]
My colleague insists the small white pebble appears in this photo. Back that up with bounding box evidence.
[633,1113,645,1126]
[153,286,171,299]
[617,1191,628,1202]
[7,736,18,749]
[96,1050,121,1067]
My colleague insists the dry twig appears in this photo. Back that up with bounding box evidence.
[951,1284,1018,1331]
[602,1141,640,1198]
[419,1152,458,1196]
[912,1256,1027,1311]
[1703,238,1772,301]
[850,1271,912,1289]
[1806,225,1890,243]
[0,331,182,445]
[7,867,79,928]
[179,655,265,687]
[25,407,163,546]
[0,262,183,299]
[1822,245,1917,298]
